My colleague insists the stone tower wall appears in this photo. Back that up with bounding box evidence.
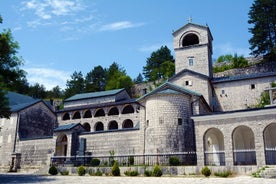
[144,94,192,154]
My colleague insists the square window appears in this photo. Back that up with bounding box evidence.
[178,118,182,125]
[251,84,255,89]
[188,58,194,66]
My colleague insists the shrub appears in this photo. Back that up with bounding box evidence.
[89,169,103,176]
[111,161,120,176]
[90,158,101,167]
[214,171,232,177]
[60,170,69,176]
[48,166,58,175]
[77,166,86,176]
[201,166,211,177]
[152,165,162,177]
[124,170,139,176]
[169,156,180,166]
[144,170,152,177]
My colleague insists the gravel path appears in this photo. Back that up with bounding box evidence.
[0,174,275,184]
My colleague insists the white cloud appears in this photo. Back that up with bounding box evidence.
[214,42,250,58]
[99,21,144,31]
[22,0,85,20]
[24,67,70,90]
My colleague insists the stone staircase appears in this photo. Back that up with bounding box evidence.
[260,167,276,179]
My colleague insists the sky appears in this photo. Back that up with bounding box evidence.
[0,0,254,90]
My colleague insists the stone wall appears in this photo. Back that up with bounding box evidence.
[214,61,276,78]
[143,93,194,153]
[16,138,55,166]
[79,129,143,156]
[193,107,276,167]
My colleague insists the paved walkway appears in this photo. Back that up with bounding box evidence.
[0,174,275,184]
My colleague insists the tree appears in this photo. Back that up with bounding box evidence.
[28,83,47,99]
[64,71,85,99]
[143,46,175,81]
[105,62,133,94]
[47,85,63,99]
[248,0,276,61]
[0,15,26,118]
[133,73,144,84]
[85,65,106,92]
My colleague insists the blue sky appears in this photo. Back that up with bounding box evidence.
[0,0,254,90]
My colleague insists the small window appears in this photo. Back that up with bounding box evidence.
[185,81,192,86]
[251,84,255,89]
[221,90,225,94]
[188,58,194,66]
[159,117,164,124]
[178,118,182,125]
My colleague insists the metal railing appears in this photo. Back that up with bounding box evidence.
[265,148,276,165]
[50,152,197,167]
[233,149,256,165]
[204,151,225,166]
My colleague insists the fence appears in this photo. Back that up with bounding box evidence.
[51,152,197,167]
[204,151,225,166]
[233,149,256,165]
[265,148,276,165]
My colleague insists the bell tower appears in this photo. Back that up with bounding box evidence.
[173,22,213,78]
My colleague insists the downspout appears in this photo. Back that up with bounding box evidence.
[13,112,20,153]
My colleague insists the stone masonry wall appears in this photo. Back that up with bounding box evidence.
[144,93,193,154]
[193,107,276,167]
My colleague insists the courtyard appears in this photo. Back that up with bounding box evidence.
[0,174,275,184]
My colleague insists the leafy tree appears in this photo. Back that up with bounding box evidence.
[28,83,47,99]
[0,15,26,118]
[217,54,233,63]
[47,85,63,99]
[143,46,174,81]
[105,62,133,94]
[64,71,85,99]
[85,65,106,92]
[248,0,276,61]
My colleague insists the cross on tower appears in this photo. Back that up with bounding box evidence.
[187,16,192,23]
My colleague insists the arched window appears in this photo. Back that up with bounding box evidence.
[122,119,133,129]
[122,105,134,114]
[95,122,104,131]
[62,113,70,121]
[182,33,199,47]
[94,109,105,117]
[83,123,91,132]
[204,128,225,166]
[264,123,276,165]
[83,110,92,118]
[72,111,81,119]
[108,107,119,116]
[108,121,118,130]
[232,126,256,165]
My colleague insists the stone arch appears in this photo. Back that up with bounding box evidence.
[62,113,70,121]
[263,123,276,165]
[232,125,256,165]
[182,33,199,47]
[72,111,81,119]
[108,120,118,130]
[203,128,225,165]
[83,122,91,132]
[108,107,119,116]
[83,110,92,118]
[122,104,134,114]
[55,134,68,156]
[122,119,133,129]
[94,122,104,131]
[94,108,105,117]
